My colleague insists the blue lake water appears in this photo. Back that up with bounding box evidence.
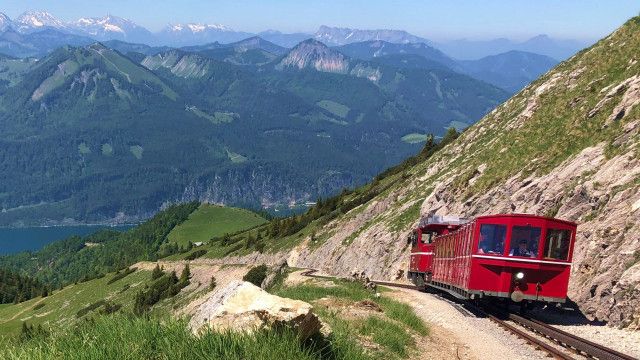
[0,225,134,255]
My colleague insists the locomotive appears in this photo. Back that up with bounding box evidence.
[408,214,576,304]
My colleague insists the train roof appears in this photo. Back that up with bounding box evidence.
[475,213,577,226]
[419,213,577,228]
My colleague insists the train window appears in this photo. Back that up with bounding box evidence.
[422,232,434,244]
[543,229,572,260]
[509,226,541,258]
[408,230,418,246]
[477,224,507,255]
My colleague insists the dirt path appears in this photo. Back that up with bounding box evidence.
[387,288,548,360]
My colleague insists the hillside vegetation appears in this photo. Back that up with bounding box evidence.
[0,38,506,226]
[0,203,199,287]
[280,16,640,328]
[171,16,640,329]
[167,204,267,247]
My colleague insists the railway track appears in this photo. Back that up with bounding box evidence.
[301,269,637,360]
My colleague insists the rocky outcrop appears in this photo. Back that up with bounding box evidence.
[189,281,321,339]
[288,17,640,329]
[276,39,350,74]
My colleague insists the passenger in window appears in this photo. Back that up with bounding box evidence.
[509,239,535,257]
[478,233,489,254]
[489,238,504,254]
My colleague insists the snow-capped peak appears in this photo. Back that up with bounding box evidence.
[15,10,66,29]
[167,23,231,33]
[0,12,11,30]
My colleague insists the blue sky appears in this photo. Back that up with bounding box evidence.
[3,0,639,40]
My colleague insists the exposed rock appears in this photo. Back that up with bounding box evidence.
[261,260,289,289]
[189,281,321,339]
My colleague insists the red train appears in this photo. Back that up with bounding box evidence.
[408,214,576,304]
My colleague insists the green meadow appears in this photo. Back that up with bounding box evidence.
[167,204,267,247]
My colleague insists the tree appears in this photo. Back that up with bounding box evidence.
[180,264,190,283]
[151,264,163,280]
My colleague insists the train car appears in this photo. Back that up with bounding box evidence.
[408,214,576,304]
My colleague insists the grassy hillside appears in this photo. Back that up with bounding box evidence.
[0,203,199,287]
[167,204,267,247]
[0,272,429,360]
[0,268,151,336]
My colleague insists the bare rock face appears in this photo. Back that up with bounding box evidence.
[189,281,321,339]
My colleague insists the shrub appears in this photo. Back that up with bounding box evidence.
[76,300,107,318]
[107,267,137,285]
[209,276,217,291]
[151,264,163,280]
[32,303,46,311]
[184,249,207,260]
[133,271,188,315]
[243,265,268,287]
[100,302,122,315]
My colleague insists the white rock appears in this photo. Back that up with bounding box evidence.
[189,281,321,339]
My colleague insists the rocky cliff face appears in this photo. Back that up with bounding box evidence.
[290,17,640,329]
[277,39,350,74]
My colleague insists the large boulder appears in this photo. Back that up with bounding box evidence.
[189,281,321,339]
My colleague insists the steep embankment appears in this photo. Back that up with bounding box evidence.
[290,17,640,328]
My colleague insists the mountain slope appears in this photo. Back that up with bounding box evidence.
[258,30,311,48]
[0,28,94,58]
[336,40,460,71]
[0,38,507,225]
[459,50,559,93]
[314,25,430,46]
[274,39,507,131]
[181,37,287,65]
[262,17,640,328]
[436,34,590,61]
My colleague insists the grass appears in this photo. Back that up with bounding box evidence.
[129,145,144,160]
[401,133,429,144]
[101,143,113,156]
[359,316,412,357]
[167,204,267,247]
[186,106,239,125]
[0,315,367,360]
[0,270,150,337]
[316,100,350,118]
[273,279,428,358]
[226,149,248,163]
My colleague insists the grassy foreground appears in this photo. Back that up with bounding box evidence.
[0,315,363,360]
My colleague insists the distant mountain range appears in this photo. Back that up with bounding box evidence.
[0,38,507,226]
[435,35,590,61]
[0,10,567,95]
[0,11,590,61]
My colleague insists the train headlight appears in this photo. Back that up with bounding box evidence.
[515,272,525,280]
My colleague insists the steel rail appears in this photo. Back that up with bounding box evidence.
[300,269,637,360]
[507,313,637,360]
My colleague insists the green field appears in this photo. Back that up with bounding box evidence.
[316,100,351,118]
[401,133,429,144]
[0,269,151,337]
[167,204,267,247]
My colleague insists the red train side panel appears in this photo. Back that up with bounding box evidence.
[408,214,577,303]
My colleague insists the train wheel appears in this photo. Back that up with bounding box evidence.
[519,301,527,315]
[415,274,427,291]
